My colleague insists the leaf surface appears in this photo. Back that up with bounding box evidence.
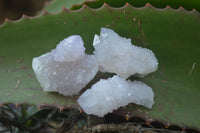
[0,5,200,128]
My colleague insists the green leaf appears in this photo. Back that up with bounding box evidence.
[0,5,200,128]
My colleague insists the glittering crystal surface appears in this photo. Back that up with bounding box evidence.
[32,36,98,96]
[93,28,158,78]
[51,35,85,62]
[78,75,154,117]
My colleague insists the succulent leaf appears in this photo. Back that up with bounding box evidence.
[0,4,200,128]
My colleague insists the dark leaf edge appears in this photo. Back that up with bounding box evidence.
[0,2,199,26]
[70,0,200,12]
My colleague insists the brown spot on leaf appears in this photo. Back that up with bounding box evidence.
[0,56,4,63]
[184,113,188,117]
[38,104,59,110]
[106,7,113,14]
[125,16,130,19]
[17,58,24,64]
[91,12,96,16]
[159,103,163,111]
[73,22,77,27]
[162,80,168,83]
[26,87,41,90]
[82,17,88,21]
[7,65,30,73]
[159,66,167,81]
[27,73,34,79]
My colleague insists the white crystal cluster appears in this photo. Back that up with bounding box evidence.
[93,28,158,78]
[32,35,98,96]
[78,28,158,117]
[32,28,158,117]
[77,75,154,117]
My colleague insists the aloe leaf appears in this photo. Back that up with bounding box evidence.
[0,4,200,128]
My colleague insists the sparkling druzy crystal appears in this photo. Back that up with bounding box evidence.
[93,28,158,78]
[32,35,98,96]
[78,75,154,117]
[51,35,85,62]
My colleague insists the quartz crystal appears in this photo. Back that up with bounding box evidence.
[51,35,85,62]
[93,28,158,78]
[32,35,98,96]
[78,75,154,117]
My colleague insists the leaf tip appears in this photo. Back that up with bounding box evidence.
[62,7,70,12]
[125,2,131,7]
[79,4,94,11]
[166,5,172,9]
[5,18,10,22]
[192,8,196,12]
[83,4,89,8]
[179,6,183,10]
[22,14,29,18]
[103,3,109,7]
[145,3,152,8]
[192,8,200,15]
[43,10,50,15]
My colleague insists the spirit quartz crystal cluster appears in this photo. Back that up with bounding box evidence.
[93,28,158,78]
[78,75,154,117]
[32,35,98,96]
[32,28,158,117]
